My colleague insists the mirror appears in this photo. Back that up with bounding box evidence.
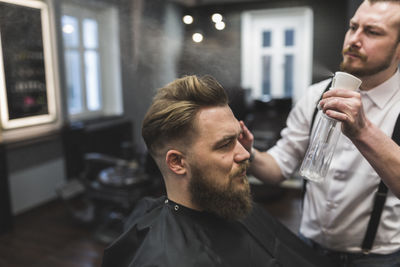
[0,0,57,129]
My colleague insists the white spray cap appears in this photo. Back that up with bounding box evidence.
[331,71,362,91]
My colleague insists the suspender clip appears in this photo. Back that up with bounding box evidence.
[377,191,387,197]
[362,249,370,255]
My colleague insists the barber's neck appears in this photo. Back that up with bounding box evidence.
[359,66,399,91]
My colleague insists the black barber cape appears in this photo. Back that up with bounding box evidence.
[102,197,333,267]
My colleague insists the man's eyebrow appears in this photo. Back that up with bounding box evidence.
[349,19,358,25]
[349,20,387,36]
[214,135,235,147]
[364,24,384,32]
[213,130,242,149]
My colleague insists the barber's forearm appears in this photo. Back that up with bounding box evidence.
[353,122,400,198]
[249,148,285,184]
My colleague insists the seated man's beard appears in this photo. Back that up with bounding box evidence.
[188,163,252,221]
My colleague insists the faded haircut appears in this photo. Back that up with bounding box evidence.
[142,75,228,156]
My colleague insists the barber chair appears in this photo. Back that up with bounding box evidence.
[58,117,164,243]
[57,152,159,244]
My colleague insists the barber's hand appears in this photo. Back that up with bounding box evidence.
[319,88,368,139]
[239,121,254,152]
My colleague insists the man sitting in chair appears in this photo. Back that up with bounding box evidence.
[101,75,333,267]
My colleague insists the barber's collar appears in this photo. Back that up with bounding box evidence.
[358,69,400,109]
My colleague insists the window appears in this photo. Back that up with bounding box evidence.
[61,2,122,120]
[241,7,313,103]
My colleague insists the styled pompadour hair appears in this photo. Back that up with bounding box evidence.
[142,75,228,156]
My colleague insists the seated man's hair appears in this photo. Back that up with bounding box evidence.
[142,75,228,156]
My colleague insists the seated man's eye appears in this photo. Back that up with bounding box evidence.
[221,142,230,148]
[368,30,379,35]
[349,25,357,31]
[220,140,234,149]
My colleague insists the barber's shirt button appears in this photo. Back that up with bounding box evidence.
[165,199,169,204]
[174,205,179,211]
[333,171,346,180]
[326,201,337,209]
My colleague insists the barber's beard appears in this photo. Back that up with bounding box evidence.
[340,45,396,77]
[188,162,252,221]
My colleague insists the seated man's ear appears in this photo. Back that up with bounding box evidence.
[166,150,186,175]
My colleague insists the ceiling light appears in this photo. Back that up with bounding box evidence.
[211,13,223,23]
[215,21,225,30]
[192,33,203,43]
[183,15,193,24]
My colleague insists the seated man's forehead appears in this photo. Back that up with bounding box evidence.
[194,106,239,139]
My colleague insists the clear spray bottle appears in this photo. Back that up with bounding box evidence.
[299,71,362,183]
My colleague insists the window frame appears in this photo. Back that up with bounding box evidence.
[61,1,123,122]
[241,7,314,103]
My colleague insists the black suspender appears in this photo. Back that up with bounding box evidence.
[309,80,332,136]
[361,180,388,252]
[303,80,400,252]
[361,114,400,252]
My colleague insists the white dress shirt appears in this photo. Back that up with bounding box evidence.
[268,70,400,254]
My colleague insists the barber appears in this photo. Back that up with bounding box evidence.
[240,0,400,266]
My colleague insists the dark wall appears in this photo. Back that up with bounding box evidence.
[119,0,184,151]
[0,144,12,232]
[178,7,242,88]
[178,0,348,89]
[348,0,363,22]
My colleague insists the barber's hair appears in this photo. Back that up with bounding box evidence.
[142,75,228,156]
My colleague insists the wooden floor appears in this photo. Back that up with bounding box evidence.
[0,187,302,267]
[0,199,105,267]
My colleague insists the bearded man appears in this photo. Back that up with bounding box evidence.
[239,0,400,266]
[101,75,333,267]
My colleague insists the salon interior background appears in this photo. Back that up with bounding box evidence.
[0,0,363,220]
